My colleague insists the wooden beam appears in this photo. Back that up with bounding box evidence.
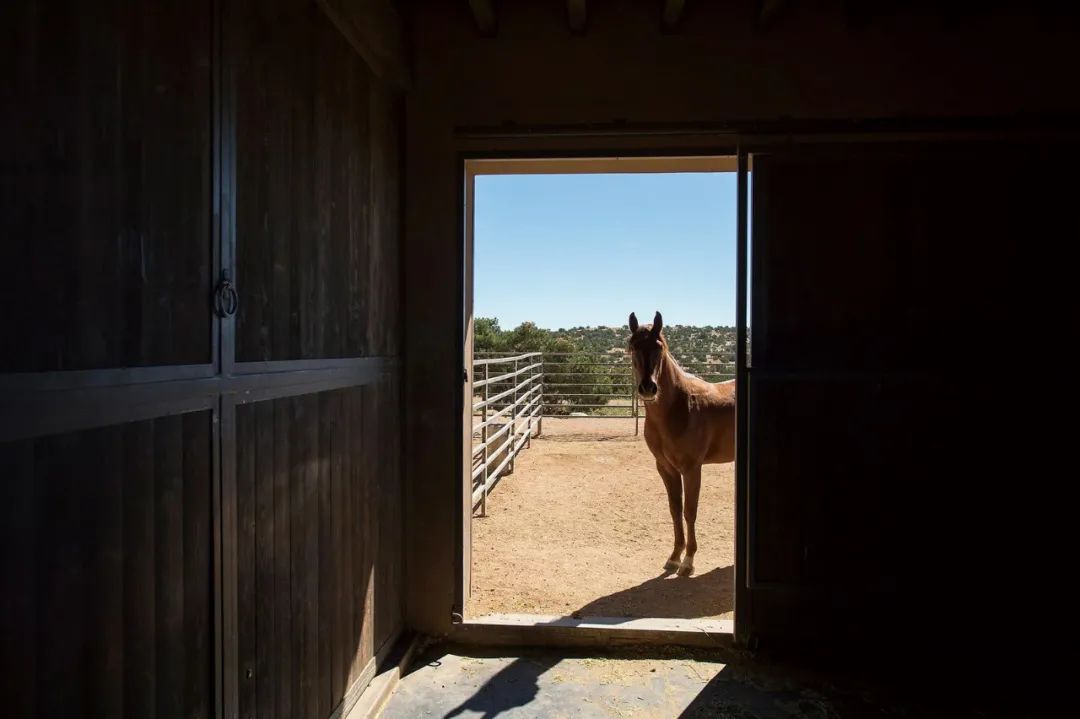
[317,0,410,89]
[568,0,587,34]
[467,156,739,176]
[468,0,496,36]
[662,0,686,30]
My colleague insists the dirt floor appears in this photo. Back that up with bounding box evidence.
[469,417,734,621]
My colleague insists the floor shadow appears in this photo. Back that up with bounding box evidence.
[435,653,557,719]
[392,641,1013,719]
[573,564,733,620]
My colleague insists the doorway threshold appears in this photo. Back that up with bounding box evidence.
[453,613,733,649]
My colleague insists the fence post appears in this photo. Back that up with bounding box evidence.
[481,362,489,517]
[525,356,532,450]
[509,358,518,474]
[633,362,640,436]
[538,354,544,436]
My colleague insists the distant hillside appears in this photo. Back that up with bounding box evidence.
[555,324,735,364]
[473,318,736,415]
[475,318,735,365]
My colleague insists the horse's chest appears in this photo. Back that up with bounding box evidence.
[647,427,701,471]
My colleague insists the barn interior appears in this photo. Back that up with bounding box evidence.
[3,1,1077,717]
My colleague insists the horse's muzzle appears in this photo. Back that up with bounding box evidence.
[637,379,658,400]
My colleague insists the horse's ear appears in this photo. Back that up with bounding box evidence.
[651,311,663,337]
[628,313,638,333]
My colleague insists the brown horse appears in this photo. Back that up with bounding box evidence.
[627,311,735,577]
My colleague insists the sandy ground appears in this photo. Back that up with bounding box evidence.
[469,417,734,621]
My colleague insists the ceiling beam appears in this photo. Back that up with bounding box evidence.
[662,0,686,31]
[568,0,587,34]
[468,0,496,36]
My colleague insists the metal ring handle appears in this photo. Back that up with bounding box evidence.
[214,275,239,318]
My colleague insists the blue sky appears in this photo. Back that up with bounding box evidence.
[474,172,737,330]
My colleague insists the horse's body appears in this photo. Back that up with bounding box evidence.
[628,312,735,576]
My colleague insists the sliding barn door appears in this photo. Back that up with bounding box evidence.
[226,0,403,715]
[2,1,403,717]
[2,2,220,716]
[742,139,1078,651]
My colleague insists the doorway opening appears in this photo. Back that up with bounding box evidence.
[461,156,744,637]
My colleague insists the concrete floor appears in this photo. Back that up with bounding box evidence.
[379,644,975,719]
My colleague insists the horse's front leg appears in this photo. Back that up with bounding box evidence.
[655,459,684,573]
[679,465,702,576]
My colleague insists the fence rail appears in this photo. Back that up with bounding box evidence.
[469,350,733,512]
[471,352,544,514]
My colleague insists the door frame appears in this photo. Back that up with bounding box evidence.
[454,149,748,645]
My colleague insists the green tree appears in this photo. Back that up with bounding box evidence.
[506,321,548,352]
[541,336,614,415]
[474,317,505,353]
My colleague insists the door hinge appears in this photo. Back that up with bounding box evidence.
[463,367,469,382]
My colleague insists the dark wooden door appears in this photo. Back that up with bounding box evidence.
[742,139,1078,651]
[2,2,221,717]
[225,0,403,717]
[2,1,403,718]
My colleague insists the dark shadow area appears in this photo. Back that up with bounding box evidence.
[573,564,733,620]
[391,643,1002,719]
[441,655,555,719]
[678,658,1011,719]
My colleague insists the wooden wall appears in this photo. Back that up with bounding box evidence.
[1,0,405,717]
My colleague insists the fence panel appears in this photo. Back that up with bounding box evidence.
[469,350,734,511]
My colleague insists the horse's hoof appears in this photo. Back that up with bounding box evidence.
[663,560,680,573]
[677,562,695,577]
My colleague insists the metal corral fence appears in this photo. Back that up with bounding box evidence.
[471,352,544,514]
[471,350,734,511]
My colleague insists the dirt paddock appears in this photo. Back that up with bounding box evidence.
[469,417,735,621]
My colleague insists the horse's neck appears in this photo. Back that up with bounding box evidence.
[656,351,689,411]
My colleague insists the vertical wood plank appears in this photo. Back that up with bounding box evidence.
[0,440,37,716]
[331,392,349,702]
[236,406,258,718]
[85,425,124,717]
[255,401,277,719]
[36,432,84,715]
[360,386,377,668]
[124,419,157,718]
[155,415,184,719]
[182,412,213,719]
[299,395,319,718]
[273,398,293,717]
[317,393,334,715]
[350,386,373,684]
[346,64,371,359]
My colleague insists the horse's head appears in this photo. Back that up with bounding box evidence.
[627,311,665,401]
